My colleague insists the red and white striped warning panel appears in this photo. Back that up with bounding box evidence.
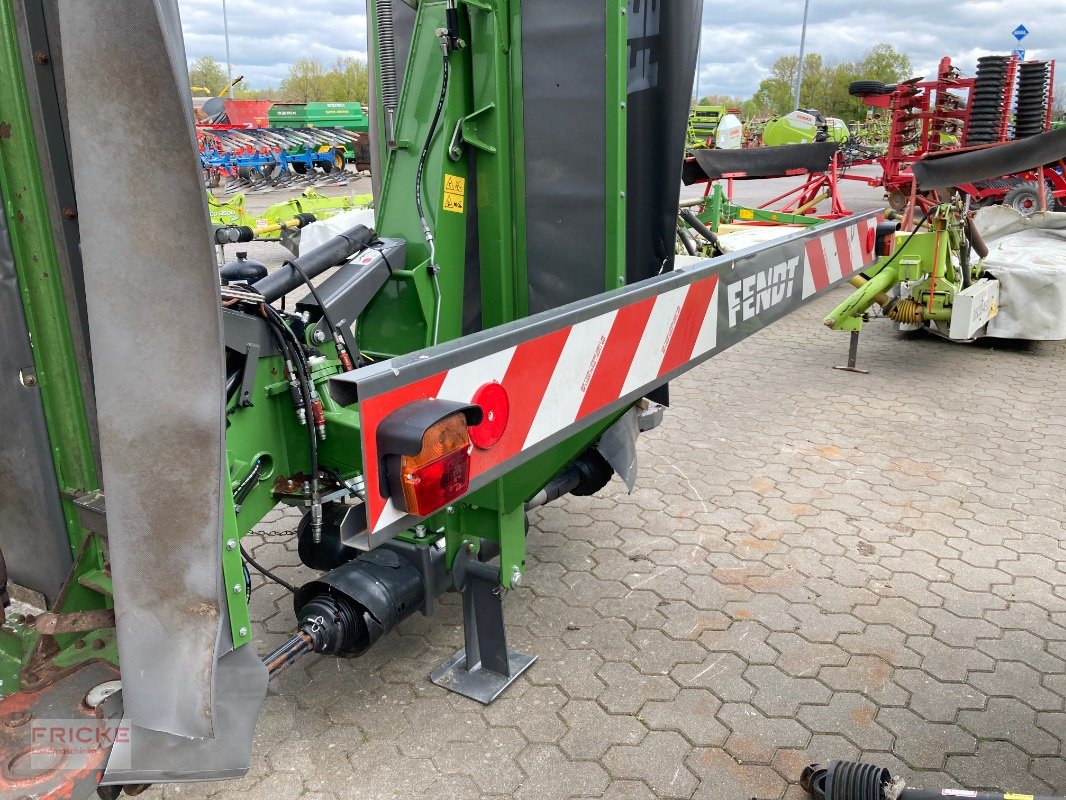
[336,212,878,546]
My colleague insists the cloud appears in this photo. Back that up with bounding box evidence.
[178,0,1065,95]
[179,0,368,88]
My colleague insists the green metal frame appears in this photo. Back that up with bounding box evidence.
[356,0,633,588]
[697,183,828,233]
[0,0,112,694]
[825,204,967,333]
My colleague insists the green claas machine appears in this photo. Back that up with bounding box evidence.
[762,109,850,147]
[823,127,1066,365]
[0,0,881,796]
[686,104,744,150]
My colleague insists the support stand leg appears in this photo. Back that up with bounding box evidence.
[833,330,869,374]
[430,550,536,703]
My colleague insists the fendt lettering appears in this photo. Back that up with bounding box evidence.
[726,257,798,327]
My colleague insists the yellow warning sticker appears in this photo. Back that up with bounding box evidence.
[443,173,465,214]
[738,208,754,220]
[1004,794,1033,800]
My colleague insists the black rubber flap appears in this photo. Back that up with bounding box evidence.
[625,0,703,283]
[913,127,1066,190]
[521,1,607,314]
[685,142,840,184]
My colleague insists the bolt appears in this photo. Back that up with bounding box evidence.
[232,583,243,594]
[510,566,523,587]
[74,639,86,649]
[34,51,49,64]
[446,506,455,515]
[312,329,327,344]
[226,539,237,551]
[620,191,626,198]
[20,370,37,388]
[414,524,428,538]
[620,101,627,109]
[91,638,106,651]
[238,627,248,637]
[61,206,77,220]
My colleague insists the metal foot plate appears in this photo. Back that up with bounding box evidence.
[430,648,537,704]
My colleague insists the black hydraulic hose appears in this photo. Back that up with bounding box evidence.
[285,256,342,343]
[679,207,722,251]
[233,457,263,511]
[0,545,8,625]
[677,227,698,256]
[241,543,297,595]
[526,466,584,511]
[261,305,321,542]
[252,224,374,303]
[225,364,242,401]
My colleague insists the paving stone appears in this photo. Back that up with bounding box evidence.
[639,688,729,747]
[745,664,833,717]
[688,747,788,800]
[893,669,988,723]
[969,661,1065,712]
[877,707,977,769]
[719,704,813,764]
[559,699,646,759]
[818,655,908,706]
[603,731,699,799]
[946,741,1055,793]
[796,693,894,751]
[514,744,611,799]
[957,698,1062,758]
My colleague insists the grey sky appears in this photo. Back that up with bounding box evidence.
[179,0,1065,96]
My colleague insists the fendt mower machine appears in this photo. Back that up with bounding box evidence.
[0,0,880,796]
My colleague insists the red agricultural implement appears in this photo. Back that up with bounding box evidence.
[851,55,1063,213]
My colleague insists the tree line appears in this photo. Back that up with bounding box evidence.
[700,43,912,121]
[188,54,369,104]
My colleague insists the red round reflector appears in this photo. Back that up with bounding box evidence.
[470,382,509,449]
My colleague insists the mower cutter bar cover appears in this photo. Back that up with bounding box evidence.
[58,0,265,779]
[912,127,1066,190]
[684,142,840,184]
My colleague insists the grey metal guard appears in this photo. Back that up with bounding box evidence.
[57,0,265,775]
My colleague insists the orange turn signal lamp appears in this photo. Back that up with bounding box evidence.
[377,400,483,517]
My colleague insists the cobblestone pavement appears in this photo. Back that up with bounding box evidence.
[148,286,1066,800]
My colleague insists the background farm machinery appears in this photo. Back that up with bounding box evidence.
[680,116,1066,361]
[207,187,373,255]
[849,54,1063,213]
[197,98,372,191]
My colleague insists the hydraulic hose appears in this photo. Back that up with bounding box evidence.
[0,546,8,625]
[679,207,721,251]
[252,224,374,303]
